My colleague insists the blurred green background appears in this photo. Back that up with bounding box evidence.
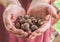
[54,0,60,10]
[53,0,60,34]
[50,0,60,42]
[53,19,60,34]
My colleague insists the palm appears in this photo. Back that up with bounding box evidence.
[27,2,57,19]
[3,4,28,38]
[27,1,58,39]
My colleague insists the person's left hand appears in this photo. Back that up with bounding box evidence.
[27,0,58,39]
[29,15,51,39]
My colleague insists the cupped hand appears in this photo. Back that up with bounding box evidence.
[3,4,28,38]
[27,1,58,19]
[29,15,52,39]
[27,0,58,39]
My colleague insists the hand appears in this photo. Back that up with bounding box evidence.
[27,1,58,19]
[50,0,55,4]
[29,15,51,39]
[3,4,28,38]
[27,0,58,39]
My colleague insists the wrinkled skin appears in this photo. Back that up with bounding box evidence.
[3,0,58,39]
[27,2,58,19]
[27,0,58,39]
[3,4,28,38]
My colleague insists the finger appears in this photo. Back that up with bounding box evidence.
[35,22,50,36]
[14,34,24,38]
[14,32,28,38]
[10,26,24,34]
[45,15,52,21]
[7,25,28,38]
[3,11,14,31]
[35,30,42,36]
[47,5,58,18]
[33,15,51,36]
[9,26,28,37]
[39,21,50,33]
[29,32,37,39]
[34,21,49,35]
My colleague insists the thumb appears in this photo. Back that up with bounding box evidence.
[47,5,58,18]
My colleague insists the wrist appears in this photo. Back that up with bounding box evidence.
[30,0,50,7]
[0,0,21,8]
[32,0,50,3]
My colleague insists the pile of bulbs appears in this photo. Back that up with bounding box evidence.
[14,15,45,37]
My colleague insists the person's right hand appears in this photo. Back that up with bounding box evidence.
[3,4,28,38]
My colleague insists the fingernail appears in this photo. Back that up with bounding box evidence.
[45,15,50,20]
[31,37,35,39]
